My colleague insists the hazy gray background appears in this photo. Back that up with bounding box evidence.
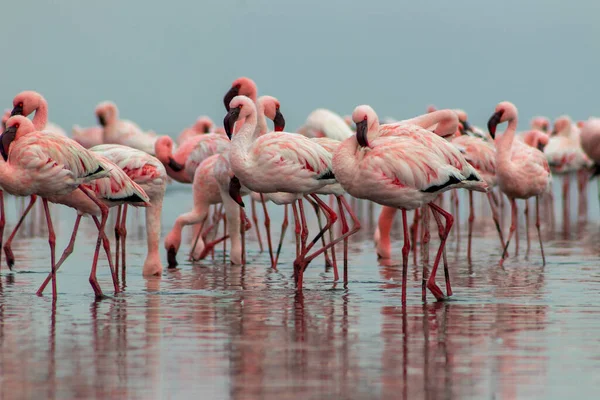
[1,0,599,135]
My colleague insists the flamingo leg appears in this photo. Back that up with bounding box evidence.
[37,215,82,295]
[430,207,452,297]
[453,191,460,241]
[260,194,275,268]
[250,198,264,253]
[4,195,37,269]
[306,196,336,279]
[223,213,227,263]
[425,203,454,301]
[120,205,128,276]
[467,191,474,263]
[536,196,546,266]
[273,204,289,268]
[500,198,518,266]
[336,196,350,285]
[189,214,208,260]
[114,205,122,275]
[410,208,419,265]
[487,192,506,253]
[298,199,309,253]
[563,175,570,233]
[92,215,119,293]
[240,207,247,265]
[401,209,410,304]
[291,201,302,259]
[41,199,58,301]
[421,206,430,302]
[525,199,531,254]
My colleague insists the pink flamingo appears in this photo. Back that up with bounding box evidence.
[225,95,349,288]
[579,118,600,207]
[297,108,354,140]
[487,102,551,266]
[91,144,167,277]
[10,91,67,136]
[333,105,487,302]
[177,116,214,145]
[95,101,158,155]
[72,125,104,149]
[0,116,111,300]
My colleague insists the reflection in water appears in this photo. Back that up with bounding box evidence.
[0,188,599,399]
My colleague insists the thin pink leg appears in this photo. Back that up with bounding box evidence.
[41,199,58,301]
[410,208,419,265]
[240,207,247,265]
[421,206,430,302]
[431,207,452,297]
[467,191,474,263]
[92,215,119,293]
[274,204,289,267]
[114,205,122,275]
[120,205,128,274]
[563,175,570,234]
[250,198,264,253]
[525,199,531,254]
[4,195,37,269]
[37,215,82,295]
[487,192,506,253]
[306,196,336,279]
[260,194,275,268]
[425,203,454,301]
[336,196,349,285]
[223,213,227,263]
[401,209,410,304]
[500,198,518,266]
[536,196,546,266]
[298,199,309,253]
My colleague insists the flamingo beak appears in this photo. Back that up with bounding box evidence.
[537,142,546,152]
[0,126,17,161]
[274,109,285,132]
[97,114,107,127]
[356,120,369,147]
[461,119,474,133]
[10,104,23,116]
[167,245,178,268]
[487,110,504,139]
[168,157,184,172]
[224,106,241,140]
[223,86,240,111]
[202,125,210,134]
[228,176,245,207]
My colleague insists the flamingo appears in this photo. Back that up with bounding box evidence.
[225,95,345,288]
[10,91,67,136]
[91,144,167,277]
[72,125,104,149]
[579,118,600,207]
[487,102,551,266]
[0,116,110,300]
[95,101,158,155]
[176,116,214,145]
[333,105,487,302]
[297,108,354,140]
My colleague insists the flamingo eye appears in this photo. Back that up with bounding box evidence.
[235,84,241,89]
[363,116,367,121]
[276,105,280,110]
[15,123,19,128]
[18,102,23,108]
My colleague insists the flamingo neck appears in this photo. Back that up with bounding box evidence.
[496,117,518,163]
[256,102,268,136]
[403,110,457,137]
[32,100,49,130]
[142,197,164,276]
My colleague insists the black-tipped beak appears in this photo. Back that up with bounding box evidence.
[11,104,23,116]
[224,106,241,140]
[202,125,210,134]
[168,157,184,172]
[537,142,546,152]
[228,176,245,207]
[273,109,285,132]
[167,246,178,268]
[97,115,107,127]
[223,86,239,111]
[1,126,17,161]
[487,110,503,139]
[356,120,369,147]
[461,119,474,133]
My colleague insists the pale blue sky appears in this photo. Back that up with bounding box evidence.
[2,0,599,134]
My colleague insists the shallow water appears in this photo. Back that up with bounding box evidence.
[1,178,600,400]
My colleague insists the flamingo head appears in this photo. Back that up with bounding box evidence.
[426,105,437,113]
[487,101,517,139]
[352,105,378,148]
[228,176,245,208]
[224,95,255,139]
[530,116,550,133]
[1,116,35,161]
[95,101,118,127]
[551,115,572,136]
[259,96,285,132]
[155,136,183,171]
[193,116,214,134]
[453,109,473,135]
[224,77,257,111]
[576,120,585,129]
[11,90,44,118]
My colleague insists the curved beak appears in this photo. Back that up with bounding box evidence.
[0,126,17,161]
[228,176,245,207]
[273,109,285,132]
[537,142,546,152]
[202,125,210,134]
[355,120,369,147]
[487,110,503,139]
[10,104,23,116]
[167,245,178,268]
[224,106,241,140]
[97,114,107,127]
[168,157,184,172]
[223,86,239,111]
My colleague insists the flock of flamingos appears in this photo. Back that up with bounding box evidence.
[1,76,599,303]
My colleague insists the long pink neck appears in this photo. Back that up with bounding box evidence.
[32,100,49,130]
[403,110,457,137]
[496,116,518,163]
